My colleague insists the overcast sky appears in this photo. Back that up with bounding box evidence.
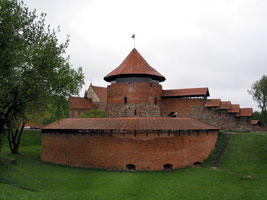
[24,0,267,111]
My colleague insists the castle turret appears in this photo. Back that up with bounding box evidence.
[104,48,165,117]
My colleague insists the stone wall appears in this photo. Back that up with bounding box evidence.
[107,82,162,117]
[41,130,218,171]
[189,106,252,131]
[161,98,252,131]
[92,102,107,111]
[108,103,160,117]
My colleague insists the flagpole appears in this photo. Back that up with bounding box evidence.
[132,34,135,48]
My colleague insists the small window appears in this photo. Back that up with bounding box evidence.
[126,164,136,170]
[163,164,173,170]
[155,97,157,105]
[124,97,127,104]
[168,112,178,117]
[134,109,137,115]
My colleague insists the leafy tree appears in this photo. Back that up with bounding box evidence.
[252,111,264,126]
[248,75,267,126]
[0,0,84,153]
[79,110,107,118]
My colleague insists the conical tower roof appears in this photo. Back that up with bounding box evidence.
[104,48,166,82]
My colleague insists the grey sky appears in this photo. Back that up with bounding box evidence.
[24,0,267,111]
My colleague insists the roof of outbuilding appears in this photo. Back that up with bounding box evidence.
[162,88,209,98]
[104,48,165,82]
[43,117,218,131]
[228,104,240,113]
[69,97,94,110]
[251,120,260,125]
[217,101,231,110]
[205,99,221,107]
[92,85,107,103]
[236,108,253,117]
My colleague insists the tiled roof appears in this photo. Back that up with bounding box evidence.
[236,108,253,117]
[162,88,209,97]
[228,104,240,113]
[69,97,94,110]
[92,86,107,103]
[43,117,218,131]
[217,101,231,110]
[251,120,260,125]
[104,48,165,82]
[205,99,221,107]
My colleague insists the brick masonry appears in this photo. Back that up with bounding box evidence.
[161,98,252,131]
[107,82,162,117]
[41,130,218,171]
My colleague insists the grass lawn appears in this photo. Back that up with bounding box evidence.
[0,130,267,200]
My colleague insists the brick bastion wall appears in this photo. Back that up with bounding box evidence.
[41,130,218,171]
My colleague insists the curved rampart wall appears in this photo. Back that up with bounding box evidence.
[41,130,218,171]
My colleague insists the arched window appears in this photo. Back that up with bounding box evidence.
[126,164,136,170]
[163,164,173,170]
[193,162,202,167]
[124,97,127,104]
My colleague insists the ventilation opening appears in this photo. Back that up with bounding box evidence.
[134,109,137,115]
[168,112,178,117]
[193,162,202,167]
[124,97,127,104]
[126,164,136,170]
[155,97,157,105]
[163,164,173,170]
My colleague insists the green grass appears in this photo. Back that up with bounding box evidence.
[0,130,267,200]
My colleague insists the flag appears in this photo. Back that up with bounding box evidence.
[132,34,135,38]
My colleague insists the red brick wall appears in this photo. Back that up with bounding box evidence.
[161,98,205,117]
[41,130,218,171]
[107,82,162,117]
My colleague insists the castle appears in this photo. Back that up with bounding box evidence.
[42,48,252,171]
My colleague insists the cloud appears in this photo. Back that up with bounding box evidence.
[23,0,267,110]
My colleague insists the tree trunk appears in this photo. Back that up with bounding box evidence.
[7,122,25,154]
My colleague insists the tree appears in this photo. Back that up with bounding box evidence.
[0,0,84,152]
[79,110,107,118]
[252,111,264,126]
[248,75,267,126]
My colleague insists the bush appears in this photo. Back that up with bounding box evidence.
[79,110,107,118]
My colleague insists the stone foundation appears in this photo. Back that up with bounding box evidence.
[107,103,161,117]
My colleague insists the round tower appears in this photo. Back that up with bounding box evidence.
[104,48,165,117]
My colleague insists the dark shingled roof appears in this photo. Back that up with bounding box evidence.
[104,48,165,82]
[205,99,221,108]
[43,117,218,131]
[69,97,94,110]
[162,88,209,98]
